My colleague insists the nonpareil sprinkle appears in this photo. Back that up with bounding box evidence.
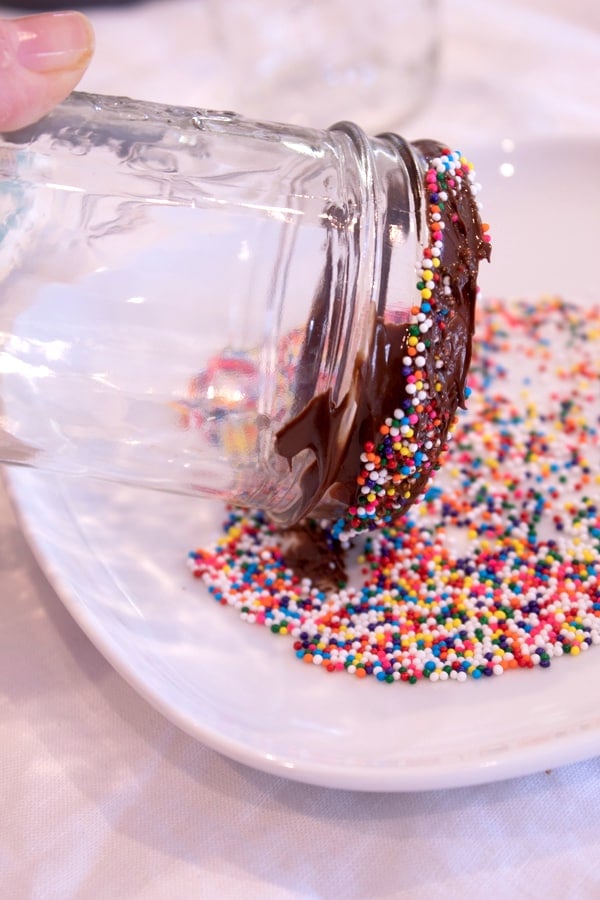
[188,297,600,685]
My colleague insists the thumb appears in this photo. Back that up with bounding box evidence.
[0,11,94,132]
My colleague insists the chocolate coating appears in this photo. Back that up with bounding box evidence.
[276,140,490,537]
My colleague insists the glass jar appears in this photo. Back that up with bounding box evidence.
[0,92,486,533]
[204,0,440,131]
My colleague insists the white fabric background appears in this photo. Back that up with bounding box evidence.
[1,1,599,897]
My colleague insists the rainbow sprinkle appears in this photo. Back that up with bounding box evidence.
[334,149,490,541]
[189,297,600,684]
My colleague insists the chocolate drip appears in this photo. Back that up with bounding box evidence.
[278,519,347,590]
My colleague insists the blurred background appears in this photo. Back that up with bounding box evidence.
[1,0,598,143]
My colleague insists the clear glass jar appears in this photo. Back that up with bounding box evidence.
[0,92,485,531]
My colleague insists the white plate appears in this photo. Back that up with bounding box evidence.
[8,137,600,791]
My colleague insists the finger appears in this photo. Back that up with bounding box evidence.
[0,11,94,132]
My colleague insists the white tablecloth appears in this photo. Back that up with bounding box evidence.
[1,1,599,897]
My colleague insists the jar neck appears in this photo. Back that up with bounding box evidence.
[273,125,428,524]
[273,130,488,533]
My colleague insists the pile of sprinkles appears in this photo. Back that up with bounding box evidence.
[332,148,490,542]
[189,297,600,685]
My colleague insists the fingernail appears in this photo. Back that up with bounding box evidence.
[15,11,94,74]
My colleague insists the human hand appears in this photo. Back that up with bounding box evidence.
[0,10,94,131]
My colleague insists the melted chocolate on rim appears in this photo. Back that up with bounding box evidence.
[276,140,490,553]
